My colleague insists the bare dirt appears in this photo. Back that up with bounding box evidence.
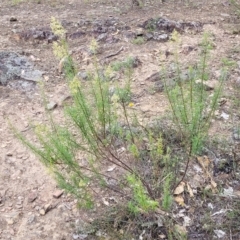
[1,0,240,239]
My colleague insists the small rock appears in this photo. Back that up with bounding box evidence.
[77,71,88,80]
[181,44,195,54]
[59,94,72,105]
[27,215,36,224]
[220,112,229,120]
[153,33,169,42]
[233,128,240,141]
[135,28,144,36]
[10,17,17,22]
[220,13,230,18]
[214,229,226,238]
[195,79,216,91]
[34,205,41,211]
[46,101,57,110]
[72,233,88,239]
[6,218,14,225]
[146,72,160,82]
[97,33,107,42]
[39,209,45,216]
[28,192,38,203]
[131,56,141,68]
[43,202,57,213]
[235,77,240,87]
[53,190,64,199]
[221,187,234,197]
[145,32,153,41]
[44,203,52,212]
[154,81,164,92]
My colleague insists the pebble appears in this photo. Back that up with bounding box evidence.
[39,209,45,215]
[235,77,240,87]
[220,13,230,18]
[46,101,58,110]
[44,203,54,213]
[59,95,71,106]
[27,215,36,224]
[6,218,14,225]
[10,17,17,22]
[77,71,88,80]
[233,128,240,141]
[28,192,38,203]
[53,190,64,199]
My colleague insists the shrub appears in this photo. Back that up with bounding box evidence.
[164,31,227,155]
[14,17,172,213]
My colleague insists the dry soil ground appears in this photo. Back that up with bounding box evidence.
[1,0,240,239]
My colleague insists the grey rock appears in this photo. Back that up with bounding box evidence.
[0,51,44,86]
[46,101,57,111]
[235,77,240,87]
[60,94,72,105]
[97,33,107,42]
[27,215,36,224]
[146,72,160,82]
[72,233,88,239]
[109,86,116,96]
[233,128,240,141]
[77,71,88,80]
[145,33,153,41]
[154,81,164,92]
[153,33,169,42]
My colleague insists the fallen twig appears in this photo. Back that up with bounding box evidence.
[105,46,124,58]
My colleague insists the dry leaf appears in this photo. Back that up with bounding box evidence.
[174,196,185,206]
[174,182,185,195]
[187,182,194,198]
[197,156,210,170]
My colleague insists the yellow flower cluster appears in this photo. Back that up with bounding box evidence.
[34,124,49,136]
[53,42,68,61]
[69,76,81,95]
[50,17,66,38]
[89,39,99,54]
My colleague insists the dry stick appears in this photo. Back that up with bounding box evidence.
[79,165,132,200]
[173,146,192,193]
[104,46,124,59]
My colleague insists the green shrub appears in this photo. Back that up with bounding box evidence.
[14,17,173,214]
[164,31,227,155]
[13,19,229,240]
